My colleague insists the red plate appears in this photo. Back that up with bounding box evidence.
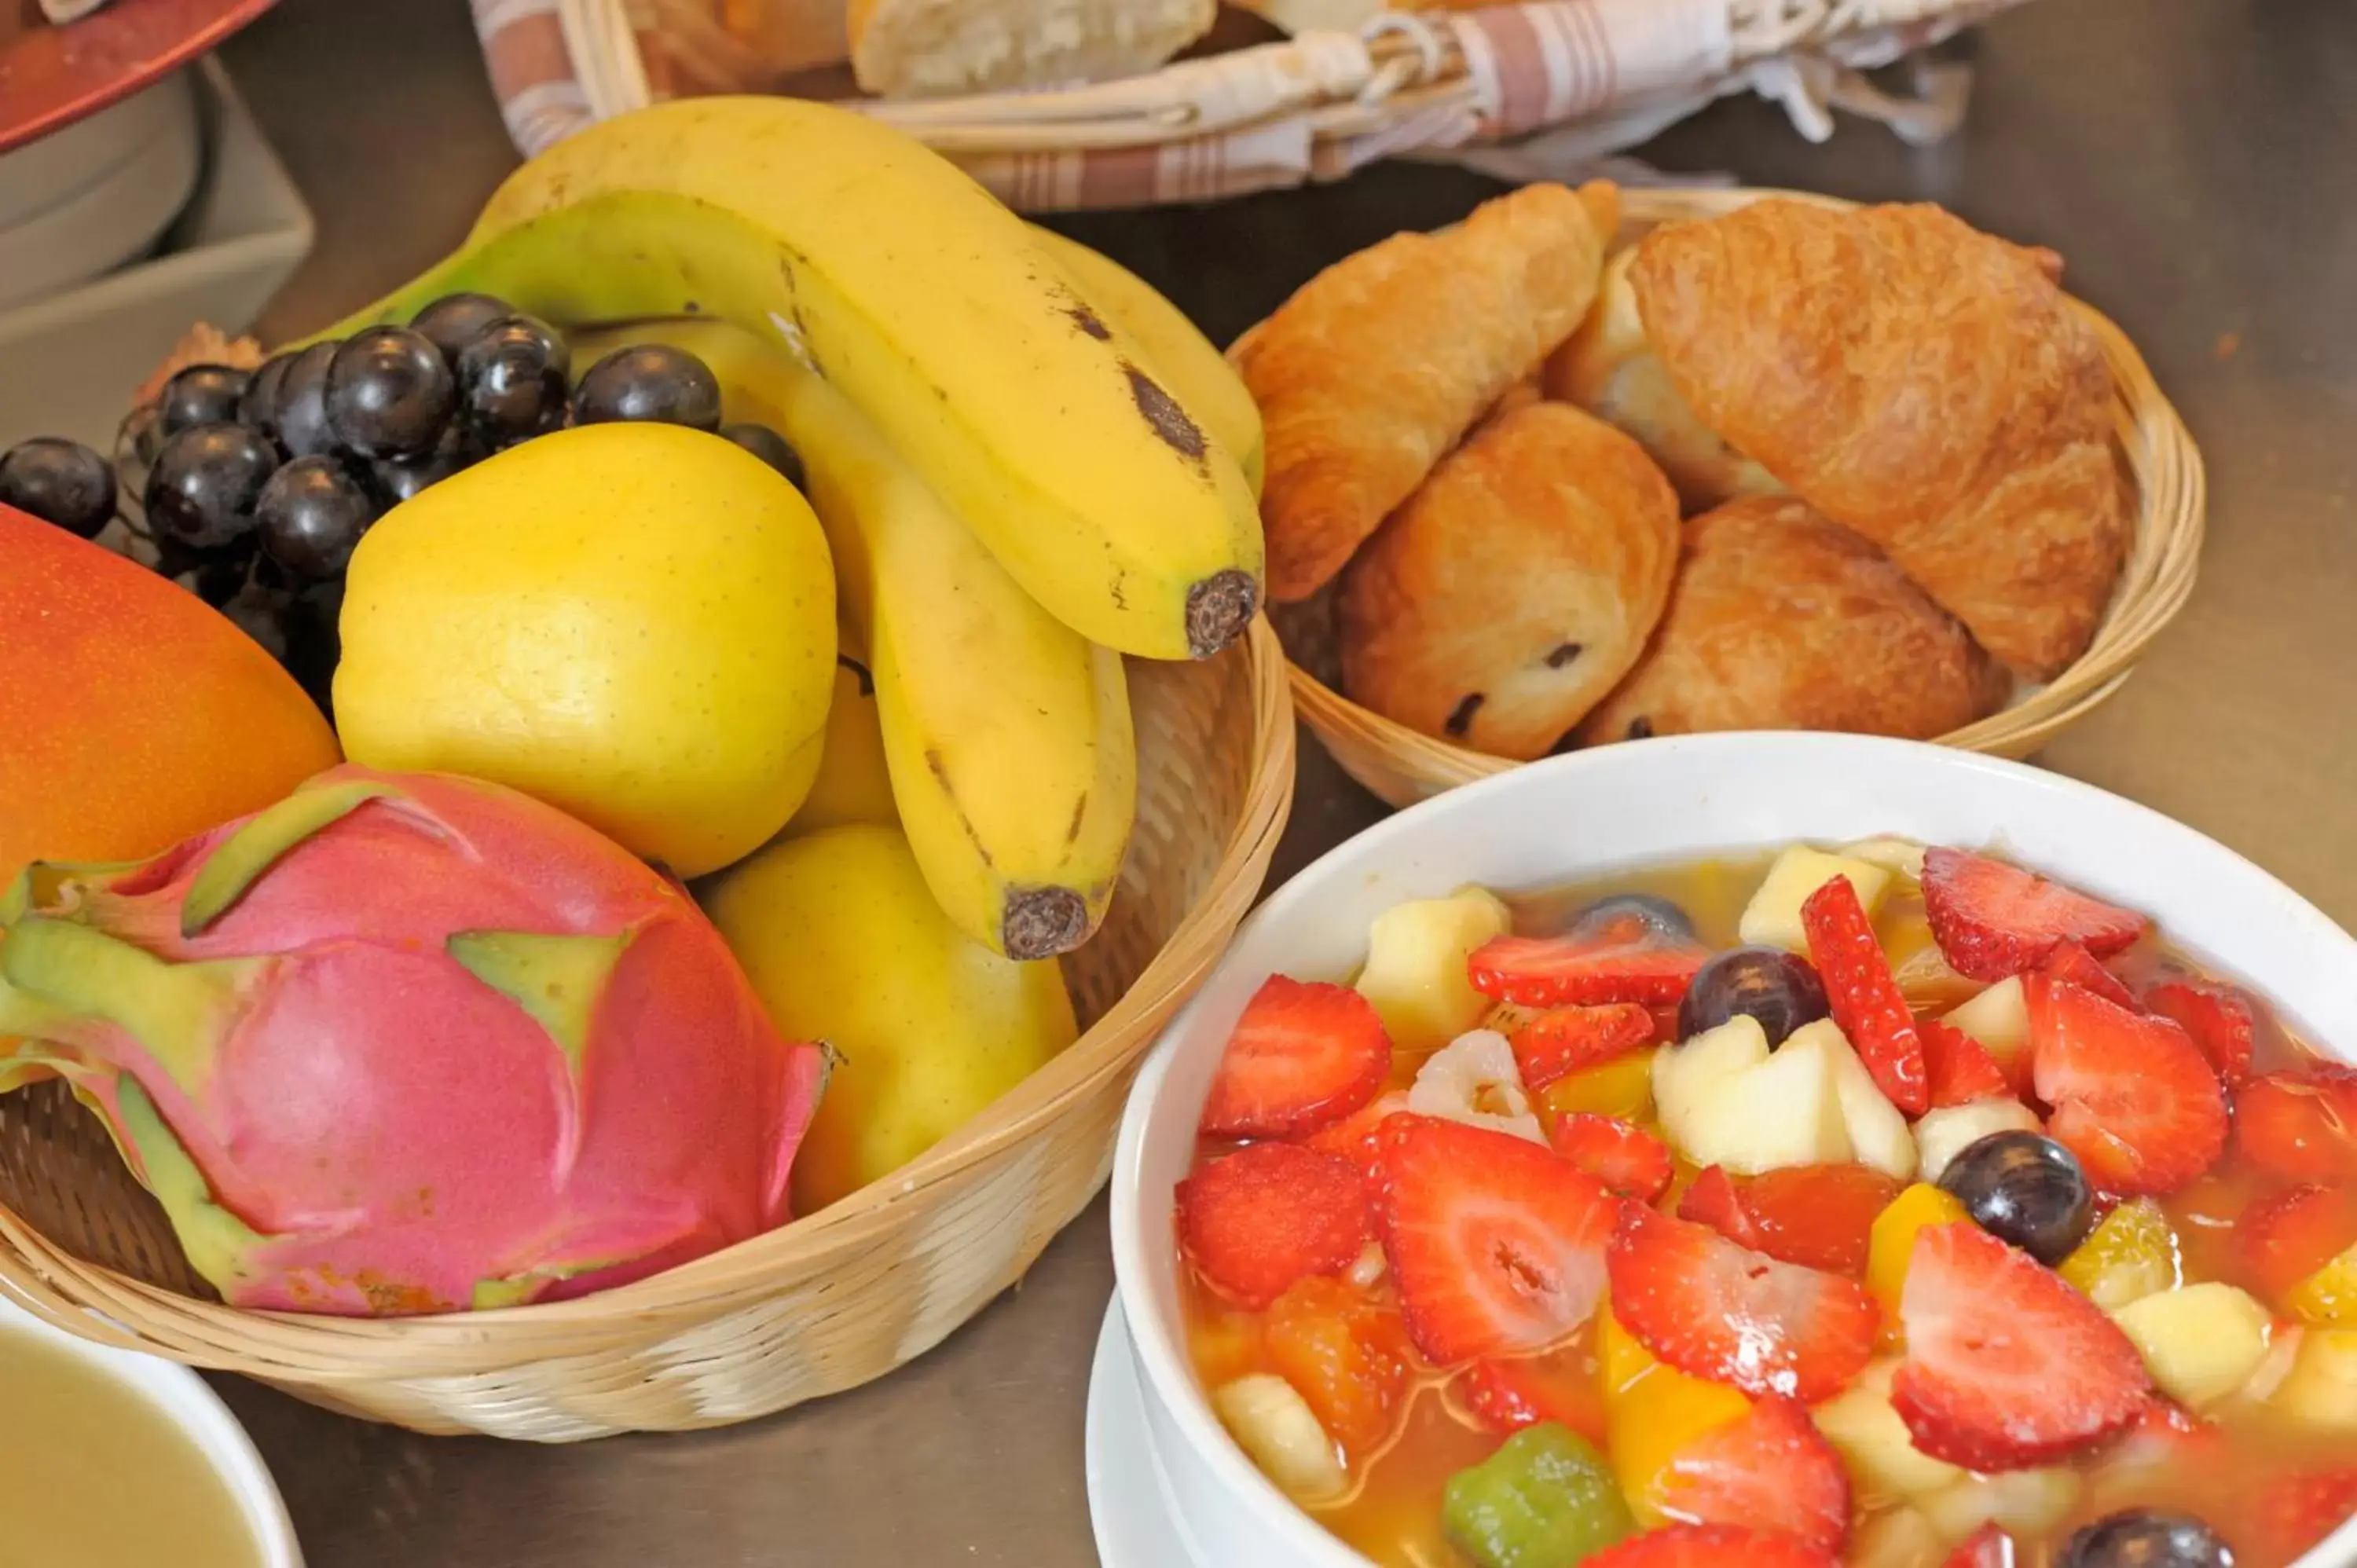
[0,0,275,156]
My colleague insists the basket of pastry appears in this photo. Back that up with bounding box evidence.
[1238,180,2203,808]
[475,0,2030,211]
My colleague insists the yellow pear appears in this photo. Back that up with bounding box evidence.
[697,822,1078,1212]
[335,423,834,877]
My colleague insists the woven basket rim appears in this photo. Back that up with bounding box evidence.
[1266,185,2207,794]
[0,619,1296,1372]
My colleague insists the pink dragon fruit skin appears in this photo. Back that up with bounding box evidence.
[0,765,825,1316]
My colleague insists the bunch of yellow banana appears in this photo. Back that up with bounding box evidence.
[328,98,1263,966]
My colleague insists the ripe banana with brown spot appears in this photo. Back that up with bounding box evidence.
[573,320,1137,962]
[321,97,1263,661]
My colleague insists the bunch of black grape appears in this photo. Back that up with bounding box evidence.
[18,292,805,716]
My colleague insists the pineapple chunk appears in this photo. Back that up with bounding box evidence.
[2058,1198,2180,1310]
[1913,1098,2043,1186]
[1786,1019,1918,1179]
[1660,1020,1852,1174]
[1868,1184,1972,1328]
[1919,1467,2083,1544]
[2111,1283,2274,1409]
[1740,847,1893,954]
[2286,1238,2357,1325]
[1944,977,2030,1079]
[1213,1374,1347,1501]
[2272,1328,2357,1431]
[1652,1016,1772,1150]
[1839,837,1930,881]
[1354,887,1512,1055]
[1408,1029,1545,1145]
[1811,1359,1966,1505]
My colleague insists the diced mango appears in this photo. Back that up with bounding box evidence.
[1740,847,1893,954]
[1542,1052,1656,1123]
[2286,1240,2357,1325]
[1191,1305,1266,1389]
[2111,1283,2274,1409]
[2058,1198,2180,1310]
[2273,1328,2357,1431]
[1811,1359,1966,1506]
[1354,887,1513,1055]
[1596,1305,1752,1527]
[1868,1185,1970,1334]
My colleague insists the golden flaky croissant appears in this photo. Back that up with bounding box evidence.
[1626,200,2128,680]
[1240,180,1619,603]
[1574,496,2011,746]
[1340,402,1680,760]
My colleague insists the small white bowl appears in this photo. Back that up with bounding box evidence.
[0,69,201,310]
[0,1289,302,1566]
[1105,731,2357,1568]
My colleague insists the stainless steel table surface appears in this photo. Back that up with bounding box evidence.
[197,1,2355,1563]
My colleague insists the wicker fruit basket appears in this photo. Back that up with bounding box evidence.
[475,0,2031,212]
[1259,187,2205,809]
[0,621,1293,1441]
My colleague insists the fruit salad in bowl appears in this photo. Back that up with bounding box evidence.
[1105,734,2357,1568]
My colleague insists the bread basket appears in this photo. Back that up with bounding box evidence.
[1255,186,2205,809]
[474,0,2033,212]
[0,620,1294,1441]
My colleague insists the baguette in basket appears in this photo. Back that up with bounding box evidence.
[1244,185,2138,762]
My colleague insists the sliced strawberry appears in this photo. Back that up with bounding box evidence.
[2256,1467,2357,1559]
[1199,975,1391,1139]
[2029,974,2228,1196]
[1372,1114,1619,1365]
[2145,978,2258,1087]
[1468,932,1709,1009]
[2238,1182,2357,1309]
[1677,1164,1899,1278]
[1891,1222,2151,1470]
[1677,1166,1761,1248]
[1176,1142,1373,1308]
[1582,1523,1842,1568]
[1941,1524,2016,1568]
[1654,1395,1851,1555]
[2233,1067,2357,1183]
[1547,1113,1674,1202]
[1921,847,2150,982]
[1263,1274,1415,1456]
[1508,1002,1657,1091]
[1606,1204,1879,1401]
[1802,874,1928,1114]
[2040,940,2136,1009]
[1459,1347,1608,1442]
[1305,1090,1410,1182]
[1921,1017,2012,1109]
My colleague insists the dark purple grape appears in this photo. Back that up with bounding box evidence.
[409,292,512,369]
[368,423,485,507]
[256,456,379,580]
[573,344,721,431]
[0,437,117,538]
[1571,892,1696,943]
[240,353,295,439]
[280,577,345,719]
[144,423,277,551]
[1938,1130,2095,1266]
[325,327,456,460]
[1678,946,1830,1046]
[152,537,257,606]
[720,422,805,489]
[273,342,343,459]
[2059,1511,2235,1568]
[456,314,570,447]
[157,364,251,438]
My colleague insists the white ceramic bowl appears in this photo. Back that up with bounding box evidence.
[1107,731,2357,1568]
[0,70,196,232]
[0,1291,302,1566]
[0,70,200,310]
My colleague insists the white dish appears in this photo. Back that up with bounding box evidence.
[0,69,196,233]
[1087,1294,1215,1568]
[0,1288,302,1566]
[1102,731,2357,1568]
[0,69,201,310]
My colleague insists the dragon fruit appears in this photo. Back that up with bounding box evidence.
[0,766,825,1316]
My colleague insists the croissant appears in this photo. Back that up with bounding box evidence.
[1628,200,2128,680]
[1240,180,1619,603]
